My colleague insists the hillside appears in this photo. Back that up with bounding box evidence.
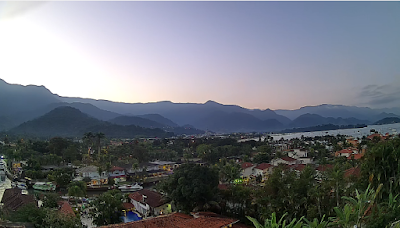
[108,116,166,129]
[289,113,368,129]
[9,107,172,138]
[135,114,178,127]
[2,78,400,134]
[374,117,400,125]
[194,111,283,133]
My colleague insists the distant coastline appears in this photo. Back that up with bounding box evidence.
[279,123,368,134]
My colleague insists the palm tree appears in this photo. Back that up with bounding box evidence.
[95,132,105,157]
[83,132,95,154]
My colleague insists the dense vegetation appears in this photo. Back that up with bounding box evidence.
[1,131,400,227]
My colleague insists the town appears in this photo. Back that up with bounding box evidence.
[1,129,399,227]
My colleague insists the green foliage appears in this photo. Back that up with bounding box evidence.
[7,203,46,227]
[158,164,219,212]
[218,159,241,183]
[89,189,123,226]
[42,193,61,208]
[42,210,82,228]
[333,184,383,228]
[68,181,87,197]
[247,212,304,228]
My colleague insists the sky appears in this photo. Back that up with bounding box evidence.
[0,1,399,110]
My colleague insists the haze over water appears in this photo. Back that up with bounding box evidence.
[271,123,400,141]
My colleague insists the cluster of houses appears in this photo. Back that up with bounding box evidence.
[237,134,388,184]
[73,160,182,187]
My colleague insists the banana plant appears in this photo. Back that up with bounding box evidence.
[246,212,304,228]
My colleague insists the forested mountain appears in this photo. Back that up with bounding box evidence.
[288,113,369,129]
[1,78,399,134]
[108,116,167,129]
[374,117,400,125]
[9,107,172,138]
[135,114,178,127]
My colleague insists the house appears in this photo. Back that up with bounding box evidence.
[290,164,306,172]
[129,189,172,217]
[344,167,361,179]
[347,153,364,160]
[75,165,108,185]
[253,163,273,181]
[335,148,358,158]
[58,201,75,217]
[271,157,298,166]
[346,137,359,147]
[288,149,308,159]
[109,166,126,178]
[100,211,248,228]
[240,162,255,179]
[1,187,36,213]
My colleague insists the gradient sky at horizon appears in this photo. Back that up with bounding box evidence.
[0,1,399,110]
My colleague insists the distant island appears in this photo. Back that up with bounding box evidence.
[280,124,368,134]
[374,117,400,125]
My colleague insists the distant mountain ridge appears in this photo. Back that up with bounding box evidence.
[1,78,400,134]
[10,106,173,138]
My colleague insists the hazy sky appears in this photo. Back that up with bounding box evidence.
[0,2,399,110]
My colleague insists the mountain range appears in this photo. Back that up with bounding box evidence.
[1,78,399,136]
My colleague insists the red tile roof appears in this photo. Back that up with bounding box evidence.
[291,164,306,171]
[101,212,240,228]
[122,202,134,210]
[128,189,168,208]
[255,163,273,170]
[367,133,382,140]
[347,153,364,160]
[336,149,353,154]
[281,156,297,162]
[344,167,361,178]
[58,201,75,217]
[316,164,333,172]
[241,162,254,169]
[110,166,124,172]
[218,184,229,191]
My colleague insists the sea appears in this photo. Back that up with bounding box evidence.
[270,123,400,141]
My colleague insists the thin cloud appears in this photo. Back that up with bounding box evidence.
[358,83,400,108]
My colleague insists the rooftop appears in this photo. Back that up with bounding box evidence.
[100,212,242,228]
[254,163,273,170]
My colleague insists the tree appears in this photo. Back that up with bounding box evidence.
[68,181,87,197]
[42,193,60,208]
[6,203,46,226]
[218,160,241,183]
[89,189,123,226]
[42,210,82,228]
[158,164,219,212]
[95,132,105,157]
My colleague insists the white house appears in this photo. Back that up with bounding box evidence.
[129,189,171,217]
[288,149,308,159]
[109,166,126,178]
[240,162,256,179]
[253,163,273,181]
[75,165,108,185]
[271,157,298,166]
